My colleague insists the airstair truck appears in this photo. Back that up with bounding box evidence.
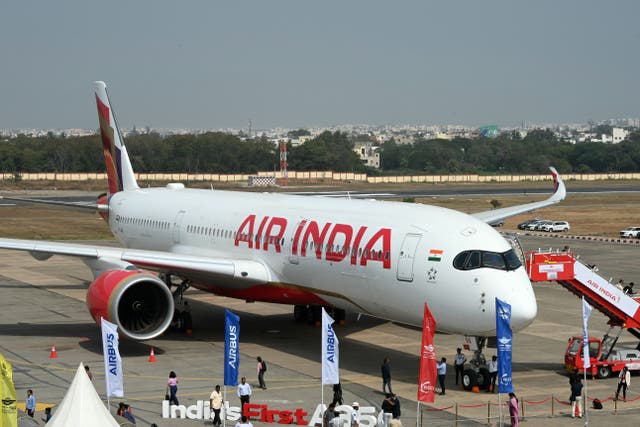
[526,250,640,378]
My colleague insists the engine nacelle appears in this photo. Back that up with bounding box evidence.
[86,270,174,340]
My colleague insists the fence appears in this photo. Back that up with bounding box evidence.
[2,171,640,184]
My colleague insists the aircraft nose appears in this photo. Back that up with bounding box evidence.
[509,279,538,332]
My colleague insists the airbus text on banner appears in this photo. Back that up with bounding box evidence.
[418,302,438,402]
[224,309,240,386]
[0,352,18,427]
[496,298,514,394]
[582,297,593,369]
[101,318,124,398]
[321,308,339,384]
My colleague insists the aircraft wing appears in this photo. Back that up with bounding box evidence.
[472,167,566,224]
[0,238,272,285]
[0,195,108,213]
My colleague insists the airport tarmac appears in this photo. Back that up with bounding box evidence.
[1,234,640,426]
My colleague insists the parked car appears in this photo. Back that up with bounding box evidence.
[620,226,640,238]
[517,219,539,230]
[526,220,550,231]
[534,220,554,231]
[541,221,570,232]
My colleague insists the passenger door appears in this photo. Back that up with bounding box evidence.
[396,233,422,282]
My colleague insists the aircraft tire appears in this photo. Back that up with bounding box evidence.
[596,365,611,379]
[478,368,491,390]
[462,369,477,391]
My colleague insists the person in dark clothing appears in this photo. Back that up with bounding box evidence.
[391,394,401,419]
[623,282,635,295]
[257,356,267,389]
[570,377,583,418]
[332,383,343,406]
[381,357,392,394]
[381,393,395,415]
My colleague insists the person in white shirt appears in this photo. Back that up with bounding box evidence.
[210,384,223,426]
[237,377,252,414]
[351,402,360,427]
[453,348,466,386]
[488,355,498,393]
[235,415,253,427]
[436,357,447,395]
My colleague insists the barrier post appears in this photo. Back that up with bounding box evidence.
[454,403,458,427]
[521,397,525,421]
[614,397,617,414]
[487,401,490,425]
[551,394,554,417]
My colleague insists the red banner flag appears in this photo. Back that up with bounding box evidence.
[417,302,437,402]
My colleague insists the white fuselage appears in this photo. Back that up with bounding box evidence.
[107,185,537,336]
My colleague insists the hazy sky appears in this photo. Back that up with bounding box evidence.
[1,1,639,130]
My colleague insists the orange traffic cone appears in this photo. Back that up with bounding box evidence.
[148,347,156,363]
[471,385,480,393]
[49,344,57,359]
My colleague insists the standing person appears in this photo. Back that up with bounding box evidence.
[381,394,395,415]
[43,407,52,423]
[391,394,401,419]
[623,282,635,295]
[488,355,498,392]
[332,383,343,406]
[167,371,179,405]
[570,377,583,418]
[381,357,392,394]
[615,366,631,401]
[257,356,267,389]
[436,357,447,395]
[350,402,360,427]
[238,376,252,414]
[508,392,519,427]
[453,348,466,386]
[323,402,337,427]
[25,389,36,417]
[210,384,223,426]
[84,365,94,382]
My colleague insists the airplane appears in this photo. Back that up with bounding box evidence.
[0,81,566,344]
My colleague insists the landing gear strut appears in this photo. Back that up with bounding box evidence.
[292,305,345,325]
[163,273,193,333]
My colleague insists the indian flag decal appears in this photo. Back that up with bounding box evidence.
[428,249,443,262]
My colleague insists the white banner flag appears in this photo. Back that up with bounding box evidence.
[321,308,339,384]
[101,318,124,397]
[582,297,593,369]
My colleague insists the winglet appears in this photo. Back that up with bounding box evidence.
[93,81,139,193]
[548,166,566,202]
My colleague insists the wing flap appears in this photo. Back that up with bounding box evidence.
[0,238,271,285]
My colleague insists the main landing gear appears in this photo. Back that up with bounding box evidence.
[163,273,193,333]
[293,305,346,326]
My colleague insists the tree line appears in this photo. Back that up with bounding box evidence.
[1,129,639,175]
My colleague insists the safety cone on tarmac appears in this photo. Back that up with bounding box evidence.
[49,344,58,359]
[148,347,156,363]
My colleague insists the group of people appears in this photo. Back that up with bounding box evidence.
[116,402,136,424]
[615,279,636,295]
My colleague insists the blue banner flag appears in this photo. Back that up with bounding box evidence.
[495,298,513,393]
[224,309,240,386]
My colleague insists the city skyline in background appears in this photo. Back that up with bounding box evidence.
[1,1,639,130]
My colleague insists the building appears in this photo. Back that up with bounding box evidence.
[612,127,629,144]
[353,143,380,168]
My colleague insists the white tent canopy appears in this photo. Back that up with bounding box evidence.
[48,363,120,427]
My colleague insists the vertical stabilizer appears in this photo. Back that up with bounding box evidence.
[93,81,139,193]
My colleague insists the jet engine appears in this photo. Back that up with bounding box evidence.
[86,270,174,340]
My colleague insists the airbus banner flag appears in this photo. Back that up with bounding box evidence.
[101,318,124,398]
[582,297,593,369]
[224,309,240,386]
[321,308,339,384]
[495,298,513,394]
[417,302,437,402]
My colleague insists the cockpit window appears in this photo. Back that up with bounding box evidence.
[453,249,522,271]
